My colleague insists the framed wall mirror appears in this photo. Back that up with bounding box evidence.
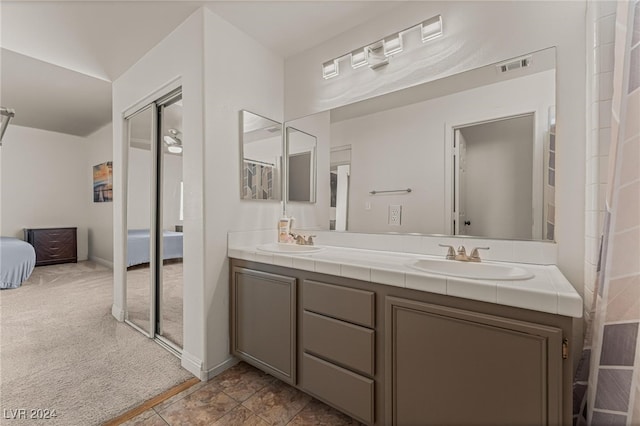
[239,110,282,201]
[286,127,317,203]
[284,47,557,241]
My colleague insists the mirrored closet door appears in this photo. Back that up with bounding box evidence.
[125,89,184,354]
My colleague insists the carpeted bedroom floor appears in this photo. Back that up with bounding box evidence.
[0,261,193,426]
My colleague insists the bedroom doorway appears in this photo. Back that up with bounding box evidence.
[124,88,183,354]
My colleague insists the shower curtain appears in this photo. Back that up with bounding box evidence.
[574,1,640,424]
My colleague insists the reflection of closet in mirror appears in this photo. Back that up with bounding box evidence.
[453,114,536,240]
[240,110,282,201]
[286,127,317,203]
[125,88,183,354]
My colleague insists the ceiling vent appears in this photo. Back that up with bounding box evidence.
[497,56,532,73]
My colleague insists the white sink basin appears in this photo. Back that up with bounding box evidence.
[257,243,324,255]
[407,258,534,281]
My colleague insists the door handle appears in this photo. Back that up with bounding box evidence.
[464,221,471,226]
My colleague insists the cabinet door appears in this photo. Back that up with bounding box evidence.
[231,267,297,384]
[385,297,563,426]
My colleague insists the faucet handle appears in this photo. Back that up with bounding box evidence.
[469,246,490,262]
[439,244,456,260]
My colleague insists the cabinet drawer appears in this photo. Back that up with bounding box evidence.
[303,280,375,328]
[302,353,374,425]
[303,311,374,376]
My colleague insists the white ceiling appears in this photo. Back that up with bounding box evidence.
[0,1,404,137]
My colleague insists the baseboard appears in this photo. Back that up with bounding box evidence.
[90,256,113,269]
[111,304,125,322]
[206,356,239,380]
[181,350,206,380]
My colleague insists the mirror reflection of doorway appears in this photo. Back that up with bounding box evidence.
[125,89,183,354]
[454,114,536,240]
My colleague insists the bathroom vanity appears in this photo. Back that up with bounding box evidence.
[229,237,581,426]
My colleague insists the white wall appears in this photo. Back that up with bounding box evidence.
[285,0,587,294]
[202,7,284,375]
[331,70,553,235]
[113,6,285,378]
[1,125,89,260]
[85,124,114,266]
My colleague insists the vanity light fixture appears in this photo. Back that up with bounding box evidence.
[350,47,369,69]
[383,33,404,57]
[322,59,339,79]
[321,14,443,79]
[421,15,443,42]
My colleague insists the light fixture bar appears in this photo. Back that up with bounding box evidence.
[321,14,443,80]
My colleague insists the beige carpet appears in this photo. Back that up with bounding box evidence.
[0,261,193,426]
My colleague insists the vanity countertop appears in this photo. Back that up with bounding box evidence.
[228,243,583,318]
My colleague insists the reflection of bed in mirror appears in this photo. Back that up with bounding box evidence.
[127,229,183,267]
[0,237,36,289]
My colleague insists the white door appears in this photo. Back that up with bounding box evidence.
[454,129,468,235]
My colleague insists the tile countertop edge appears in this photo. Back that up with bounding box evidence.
[227,245,583,319]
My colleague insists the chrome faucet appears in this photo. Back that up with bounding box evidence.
[290,232,315,246]
[439,244,489,262]
[468,246,490,262]
[439,244,456,260]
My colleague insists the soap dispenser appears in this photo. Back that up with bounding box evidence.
[278,216,291,243]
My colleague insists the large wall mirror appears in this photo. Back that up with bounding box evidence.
[240,110,282,201]
[284,47,557,241]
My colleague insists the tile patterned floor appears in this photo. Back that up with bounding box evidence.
[121,362,363,426]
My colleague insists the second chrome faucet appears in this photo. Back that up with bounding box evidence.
[439,244,490,262]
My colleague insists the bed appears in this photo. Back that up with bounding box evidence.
[1,237,36,289]
[127,229,183,267]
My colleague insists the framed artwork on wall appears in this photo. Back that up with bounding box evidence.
[93,161,113,202]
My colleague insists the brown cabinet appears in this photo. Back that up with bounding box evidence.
[229,259,575,426]
[385,297,563,426]
[24,227,77,266]
[230,267,297,385]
